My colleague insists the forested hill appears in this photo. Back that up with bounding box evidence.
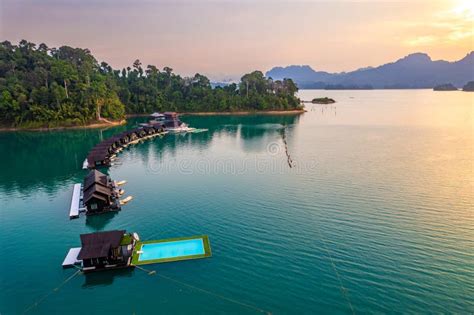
[0,40,301,128]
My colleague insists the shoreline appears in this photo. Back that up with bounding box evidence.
[127,109,306,118]
[0,119,126,132]
[1,109,306,132]
[181,109,306,116]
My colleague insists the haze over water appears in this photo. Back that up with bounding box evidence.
[0,90,473,314]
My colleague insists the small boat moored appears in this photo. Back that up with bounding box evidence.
[120,195,133,205]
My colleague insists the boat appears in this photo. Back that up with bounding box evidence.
[139,112,166,127]
[150,112,165,120]
[189,128,208,133]
[166,124,196,133]
[120,196,133,205]
[140,111,198,133]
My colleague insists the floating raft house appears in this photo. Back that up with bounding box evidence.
[85,124,166,169]
[63,231,211,272]
[69,169,125,218]
[62,230,137,272]
[83,169,121,215]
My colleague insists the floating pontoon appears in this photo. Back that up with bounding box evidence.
[69,183,84,219]
[62,247,82,268]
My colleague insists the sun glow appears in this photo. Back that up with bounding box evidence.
[452,0,474,20]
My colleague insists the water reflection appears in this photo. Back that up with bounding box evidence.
[82,268,134,288]
[0,114,302,194]
[85,212,119,230]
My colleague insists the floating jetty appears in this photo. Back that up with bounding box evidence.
[62,231,211,272]
[69,183,85,219]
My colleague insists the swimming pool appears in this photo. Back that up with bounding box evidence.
[133,236,211,265]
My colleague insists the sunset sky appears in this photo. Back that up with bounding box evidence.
[1,0,473,80]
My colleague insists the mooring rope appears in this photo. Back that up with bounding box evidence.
[134,265,271,314]
[317,230,356,315]
[22,269,82,314]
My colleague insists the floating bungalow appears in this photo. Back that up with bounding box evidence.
[83,169,121,215]
[69,169,127,219]
[63,231,211,272]
[82,112,204,169]
[83,124,166,169]
[63,230,138,272]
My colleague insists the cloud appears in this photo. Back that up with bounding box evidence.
[402,2,473,48]
[406,36,438,46]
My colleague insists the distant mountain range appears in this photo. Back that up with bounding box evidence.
[266,52,474,89]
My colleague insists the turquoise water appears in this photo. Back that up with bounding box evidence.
[139,239,205,261]
[0,90,473,314]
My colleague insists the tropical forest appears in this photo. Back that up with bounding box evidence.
[0,40,301,128]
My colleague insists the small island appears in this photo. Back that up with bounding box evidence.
[312,97,336,104]
[462,81,474,92]
[433,83,458,91]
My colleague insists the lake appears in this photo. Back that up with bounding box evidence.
[0,90,472,314]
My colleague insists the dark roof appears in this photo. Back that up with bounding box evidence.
[143,126,156,132]
[92,143,114,148]
[129,128,142,133]
[149,122,164,128]
[91,147,111,152]
[87,151,110,163]
[165,120,181,127]
[83,183,112,203]
[78,230,125,260]
[83,170,108,190]
[83,191,107,203]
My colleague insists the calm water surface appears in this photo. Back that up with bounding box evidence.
[0,90,473,314]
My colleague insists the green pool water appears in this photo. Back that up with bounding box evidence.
[0,90,473,314]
